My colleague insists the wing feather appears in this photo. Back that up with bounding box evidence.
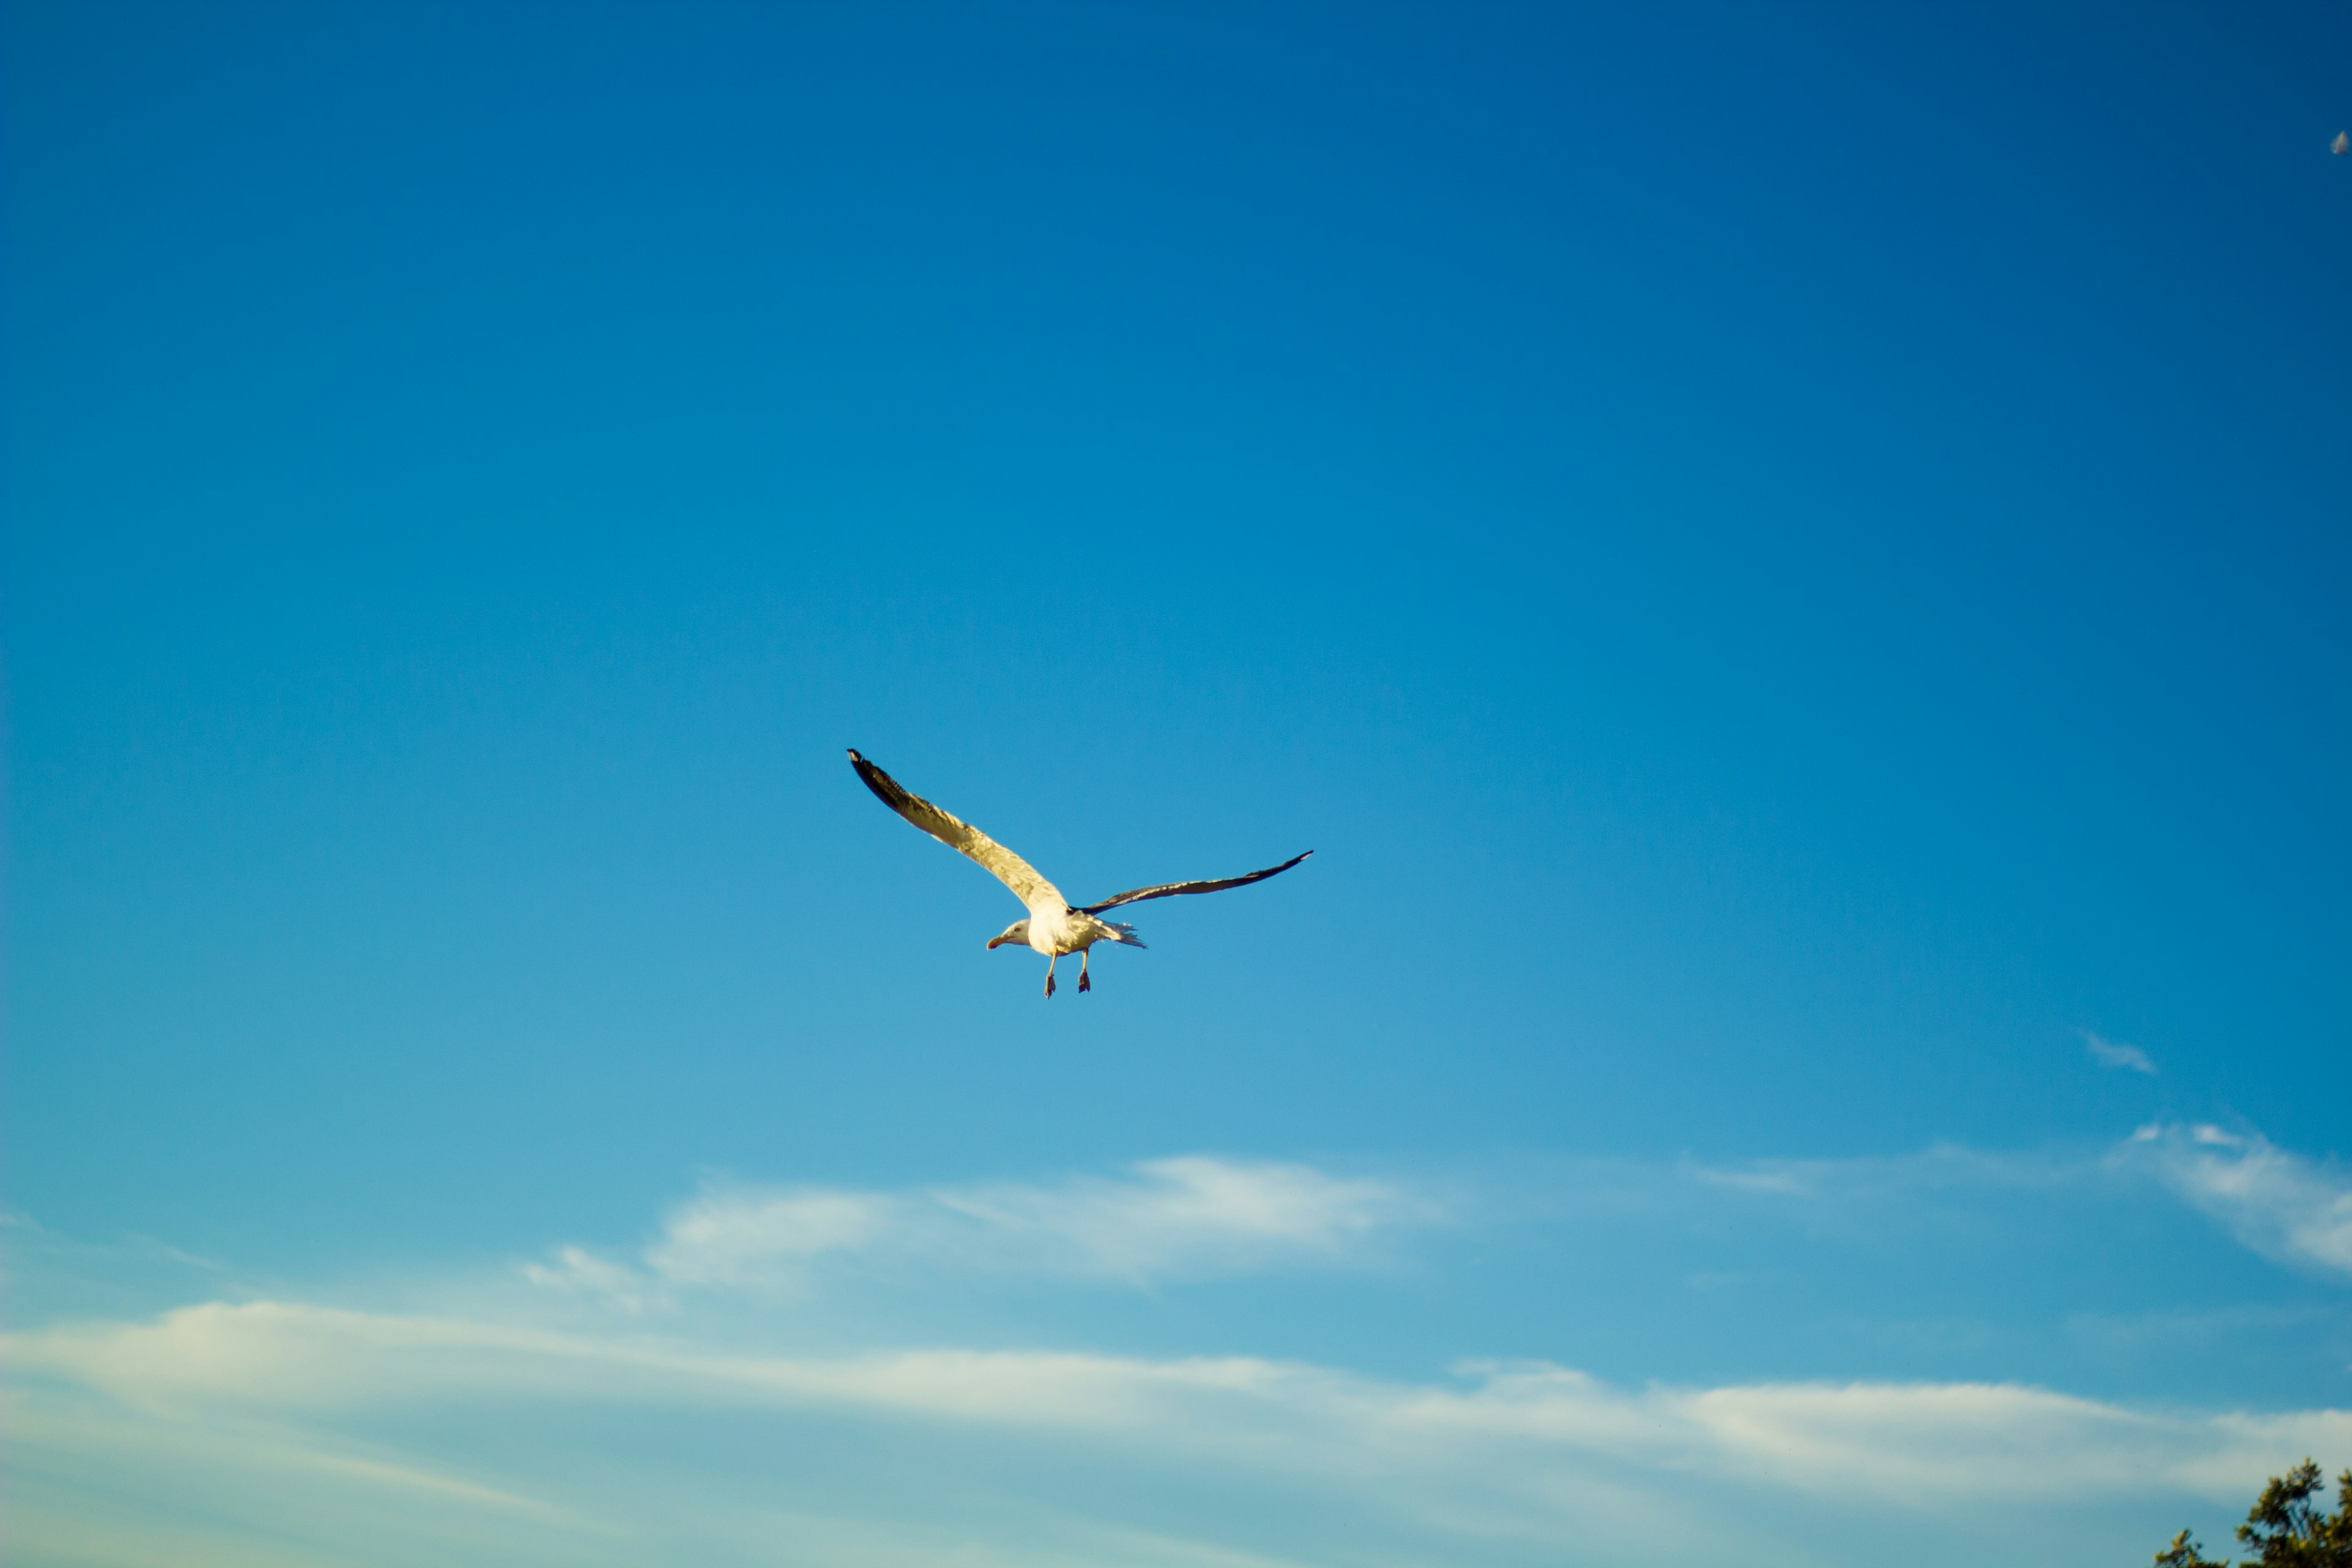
[1079,850,1313,914]
[848,750,1066,911]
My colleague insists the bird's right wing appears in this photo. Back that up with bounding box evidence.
[1080,850,1313,913]
[848,750,1066,911]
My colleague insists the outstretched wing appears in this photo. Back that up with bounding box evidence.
[1080,850,1313,914]
[848,750,1067,911]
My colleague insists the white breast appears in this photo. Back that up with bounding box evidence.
[1025,903,1074,956]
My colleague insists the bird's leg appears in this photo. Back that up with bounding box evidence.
[1044,956,1058,999]
[1079,949,1092,993]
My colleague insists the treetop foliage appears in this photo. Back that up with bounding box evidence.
[2156,1460,2352,1568]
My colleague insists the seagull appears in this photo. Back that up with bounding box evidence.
[848,749,1312,998]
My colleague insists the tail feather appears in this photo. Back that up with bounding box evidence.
[1102,919,1145,949]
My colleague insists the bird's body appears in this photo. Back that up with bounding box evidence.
[992,907,1139,960]
[847,749,1309,997]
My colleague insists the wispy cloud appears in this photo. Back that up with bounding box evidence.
[532,1130,2352,1308]
[8,1296,2347,1568]
[646,1188,897,1287]
[1680,1126,2352,1284]
[10,1133,2352,1568]
[2083,1031,2157,1075]
[1681,1142,2081,1203]
[518,1246,657,1313]
[530,1157,1434,1305]
[924,1156,1425,1280]
[2115,1125,2352,1278]
[7,1298,2335,1497]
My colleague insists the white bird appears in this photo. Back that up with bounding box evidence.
[848,749,1313,998]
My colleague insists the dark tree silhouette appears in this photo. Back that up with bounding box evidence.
[2156,1460,2352,1567]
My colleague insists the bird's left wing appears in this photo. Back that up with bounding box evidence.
[1079,850,1313,913]
[848,750,1067,911]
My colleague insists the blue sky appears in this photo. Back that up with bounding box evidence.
[5,3,2349,1564]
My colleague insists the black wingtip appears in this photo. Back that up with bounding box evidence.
[847,748,863,761]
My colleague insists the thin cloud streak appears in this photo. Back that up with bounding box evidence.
[2083,1032,2158,1075]
[1681,1142,2085,1202]
[925,1156,1428,1281]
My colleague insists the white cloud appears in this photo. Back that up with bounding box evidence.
[537,1131,2352,1310]
[1687,1163,1819,1196]
[1678,1126,2352,1283]
[7,1296,2347,1568]
[13,1134,2352,1568]
[2116,1124,2352,1278]
[2083,1032,2157,1075]
[925,1155,1426,1281]
[1681,1142,2081,1203]
[530,1156,1430,1302]
[646,1188,896,1286]
[517,1246,654,1313]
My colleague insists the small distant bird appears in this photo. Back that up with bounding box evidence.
[2335,131,2349,155]
[848,750,1312,997]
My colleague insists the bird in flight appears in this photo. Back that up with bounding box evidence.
[848,749,1312,998]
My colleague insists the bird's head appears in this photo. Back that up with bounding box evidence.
[986,919,1031,951]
